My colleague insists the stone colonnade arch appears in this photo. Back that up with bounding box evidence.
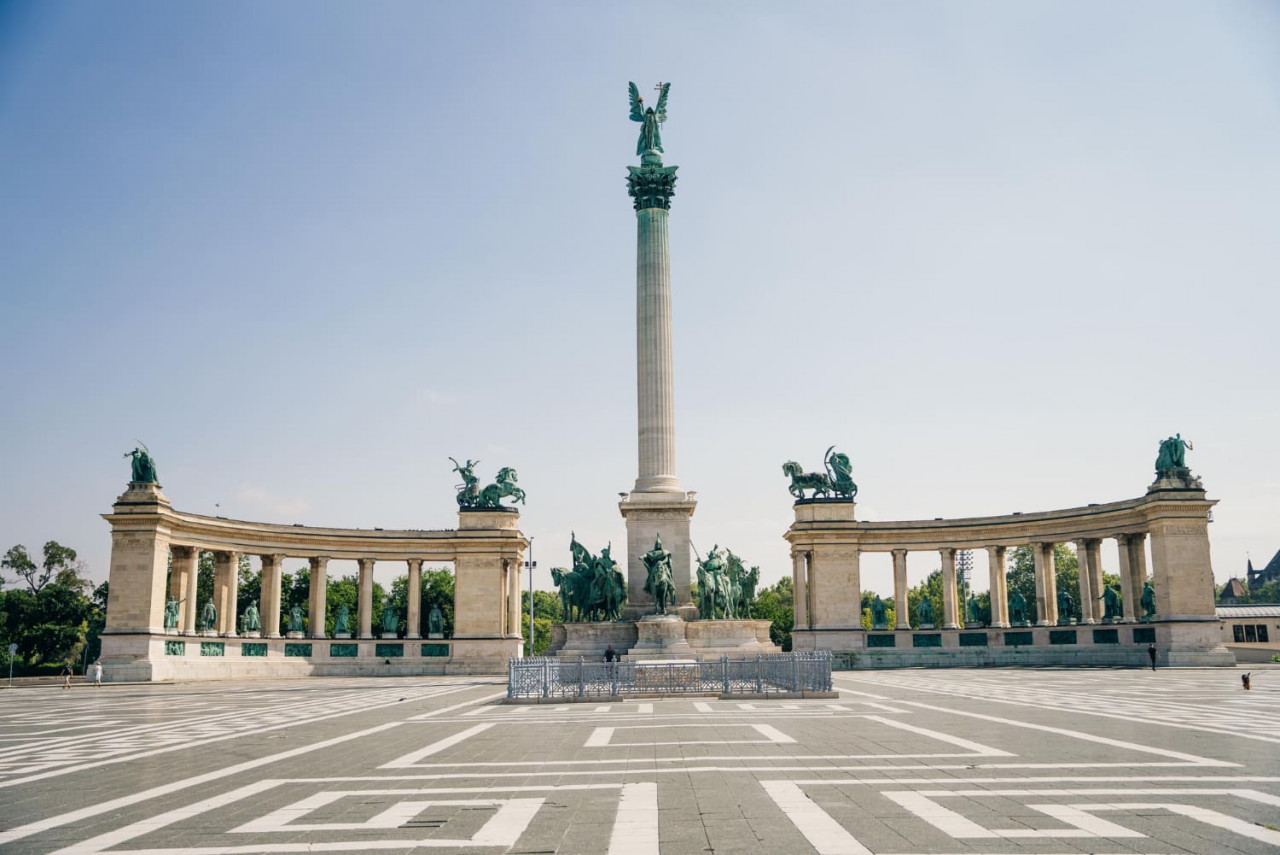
[99,482,526,681]
[787,483,1231,667]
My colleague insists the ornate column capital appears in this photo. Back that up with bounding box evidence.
[627,163,678,211]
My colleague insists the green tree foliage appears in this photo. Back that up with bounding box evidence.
[0,541,102,672]
[753,577,794,650]
[521,590,563,655]
[196,551,215,609]
[3,541,85,594]
[906,570,944,629]
[1006,544,1081,621]
[326,575,358,635]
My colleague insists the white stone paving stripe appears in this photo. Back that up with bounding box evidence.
[761,780,872,855]
[379,722,497,768]
[607,782,659,855]
[874,698,1236,766]
[693,701,714,712]
[1,687,503,849]
[861,715,1013,757]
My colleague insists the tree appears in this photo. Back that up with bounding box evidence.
[3,541,85,594]
[753,578,794,650]
[521,590,564,655]
[1006,544,1080,621]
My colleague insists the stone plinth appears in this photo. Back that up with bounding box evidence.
[630,614,693,658]
[547,622,639,661]
[684,620,779,656]
[619,491,698,620]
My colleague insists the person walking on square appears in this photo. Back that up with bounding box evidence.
[1147,644,1157,671]
[62,662,73,689]
[92,660,103,687]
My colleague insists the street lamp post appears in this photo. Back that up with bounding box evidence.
[524,538,536,657]
[957,549,973,625]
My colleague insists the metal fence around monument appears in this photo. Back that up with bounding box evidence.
[506,652,833,699]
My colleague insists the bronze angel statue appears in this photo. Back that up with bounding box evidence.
[629,82,670,156]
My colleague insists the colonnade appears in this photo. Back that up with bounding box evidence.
[166,550,451,639]
[791,533,1152,631]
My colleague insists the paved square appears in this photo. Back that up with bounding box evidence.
[1,669,1276,854]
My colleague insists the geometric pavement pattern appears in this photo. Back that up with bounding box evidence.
[1,667,1277,854]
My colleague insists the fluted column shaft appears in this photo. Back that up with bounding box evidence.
[792,552,809,630]
[1084,539,1104,623]
[406,559,423,639]
[940,548,959,630]
[892,550,910,630]
[170,547,197,634]
[309,557,329,638]
[1034,542,1058,625]
[1124,534,1147,622]
[1114,535,1133,621]
[1075,540,1097,624]
[260,554,284,638]
[506,560,522,641]
[634,207,680,492]
[213,551,239,636]
[987,546,1009,627]
[357,558,375,639]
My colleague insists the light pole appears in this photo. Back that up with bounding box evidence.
[957,549,973,625]
[524,538,536,657]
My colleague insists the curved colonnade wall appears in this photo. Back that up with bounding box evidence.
[99,482,527,681]
[787,481,1232,667]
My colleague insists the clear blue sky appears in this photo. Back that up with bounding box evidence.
[1,1,1276,595]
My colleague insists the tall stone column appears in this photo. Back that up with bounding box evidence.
[259,554,284,638]
[406,559,423,639]
[1114,534,1134,622]
[1074,540,1096,624]
[620,147,697,619]
[1085,539,1104,623]
[213,551,239,636]
[1125,534,1148,621]
[308,556,329,639]
[986,545,1009,627]
[169,547,197,634]
[502,560,515,640]
[357,558,375,639]
[892,550,910,630]
[940,548,959,630]
[792,551,809,630]
[1034,542,1058,626]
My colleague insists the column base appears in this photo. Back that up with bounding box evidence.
[620,490,698,618]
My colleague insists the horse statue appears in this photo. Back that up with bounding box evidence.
[478,466,526,507]
[696,562,714,619]
[782,460,831,500]
[642,535,676,615]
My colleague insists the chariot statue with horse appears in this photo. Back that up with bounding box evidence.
[451,458,526,509]
[782,445,857,501]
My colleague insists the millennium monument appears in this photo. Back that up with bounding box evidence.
[617,82,700,620]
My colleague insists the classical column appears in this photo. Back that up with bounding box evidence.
[1033,542,1058,626]
[213,551,239,635]
[1124,534,1147,622]
[1074,540,1096,624]
[986,545,1009,627]
[357,558,375,639]
[259,554,284,637]
[892,549,910,630]
[308,556,329,639]
[406,559,423,639]
[169,546,197,634]
[507,559,523,641]
[1085,539,1104,623]
[940,548,959,630]
[619,141,696,619]
[1114,534,1134,622]
[792,551,809,630]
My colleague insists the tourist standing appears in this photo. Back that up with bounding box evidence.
[62,662,73,689]
[93,660,103,687]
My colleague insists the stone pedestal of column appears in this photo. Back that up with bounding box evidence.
[629,614,694,658]
[620,491,698,621]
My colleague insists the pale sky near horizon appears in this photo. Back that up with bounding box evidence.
[1,2,1277,597]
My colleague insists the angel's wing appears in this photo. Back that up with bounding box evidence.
[628,82,644,122]
[654,82,670,122]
